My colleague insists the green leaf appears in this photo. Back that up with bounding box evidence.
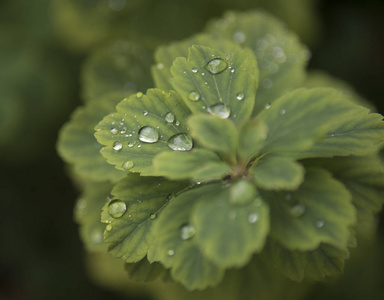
[170,45,258,126]
[101,174,188,263]
[125,259,170,282]
[82,40,154,102]
[94,89,192,174]
[152,34,241,92]
[188,114,238,159]
[151,149,231,182]
[57,94,126,182]
[205,11,309,116]
[237,119,268,163]
[192,180,269,268]
[257,88,364,158]
[74,181,114,253]
[262,168,356,251]
[251,156,304,190]
[148,183,225,290]
[261,239,349,282]
[304,155,384,216]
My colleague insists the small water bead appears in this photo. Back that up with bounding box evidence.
[167,249,175,256]
[150,213,157,220]
[205,58,228,74]
[157,63,164,70]
[180,224,196,240]
[167,133,193,151]
[106,224,112,231]
[113,141,123,151]
[122,160,134,170]
[138,126,160,143]
[207,103,231,119]
[201,72,205,75]
[290,204,306,218]
[120,128,127,134]
[108,200,127,218]
[315,220,325,228]
[143,111,149,116]
[137,144,142,148]
[236,92,245,101]
[111,128,118,135]
[233,31,246,44]
[188,91,200,101]
[136,92,143,98]
[248,213,259,224]
[175,121,180,126]
[165,112,175,123]
[280,109,286,115]
[127,142,134,148]
[192,67,198,73]
[264,103,271,109]
[230,68,235,73]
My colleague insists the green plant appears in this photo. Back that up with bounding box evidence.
[58,11,384,299]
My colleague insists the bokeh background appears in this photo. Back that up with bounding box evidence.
[0,0,383,299]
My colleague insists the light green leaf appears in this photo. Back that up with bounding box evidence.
[257,88,364,158]
[237,119,268,163]
[124,259,170,282]
[151,149,231,182]
[101,174,188,263]
[170,45,258,126]
[205,11,309,115]
[148,183,225,290]
[192,180,269,268]
[74,181,113,253]
[152,34,241,92]
[57,93,126,182]
[82,40,153,102]
[262,168,356,251]
[188,114,238,159]
[261,239,349,282]
[251,156,304,190]
[94,89,192,174]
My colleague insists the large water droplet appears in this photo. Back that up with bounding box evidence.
[236,92,245,101]
[205,58,228,74]
[108,200,127,218]
[180,224,196,240]
[207,103,231,119]
[113,141,123,151]
[167,133,193,151]
[192,67,198,73]
[122,160,134,170]
[188,91,200,101]
[248,213,259,224]
[165,112,175,123]
[290,204,305,218]
[111,128,118,135]
[138,126,159,143]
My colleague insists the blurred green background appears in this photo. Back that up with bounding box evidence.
[0,0,383,299]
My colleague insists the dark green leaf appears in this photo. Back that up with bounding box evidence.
[95,89,192,174]
[171,45,258,126]
[125,259,170,282]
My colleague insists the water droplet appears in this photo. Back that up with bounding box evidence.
[111,128,118,135]
[230,68,235,73]
[205,58,228,74]
[280,109,286,115]
[233,31,246,44]
[315,220,325,228]
[122,160,134,170]
[264,103,271,109]
[127,142,134,148]
[167,133,193,151]
[157,63,164,70]
[113,141,123,151]
[165,112,175,123]
[180,224,196,240]
[167,249,175,256]
[106,224,112,231]
[236,92,244,101]
[230,180,257,206]
[138,126,159,143]
[136,92,143,98]
[201,72,205,75]
[262,78,273,89]
[150,213,157,220]
[120,128,127,134]
[192,67,198,73]
[91,228,103,244]
[290,204,305,218]
[175,121,180,126]
[248,213,259,224]
[108,200,127,218]
[207,103,231,119]
[188,91,200,101]
[143,111,149,116]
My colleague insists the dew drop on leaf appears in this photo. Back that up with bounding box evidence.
[205,58,228,74]
[164,112,175,123]
[110,128,118,135]
[315,220,325,228]
[289,204,305,218]
[264,103,271,110]
[167,133,193,151]
[127,142,134,148]
[113,141,123,151]
[207,103,231,119]
[230,68,235,73]
[188,91,200,101]
[108,200,127,218]
[236,92,245,101]
[167,249,175,256]
[180,224,196,240]
[150,213,157,220]
[106,224,112,231]
[192,67,198,73]
[143,111,149,116]
[138,126,160,143]
[248,213,259,224]
[136,92,143,98]
[122,160,134,170]
[280,109,286,115]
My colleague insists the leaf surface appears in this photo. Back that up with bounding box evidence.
[124,259,170,282]
[237,119,268,162]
